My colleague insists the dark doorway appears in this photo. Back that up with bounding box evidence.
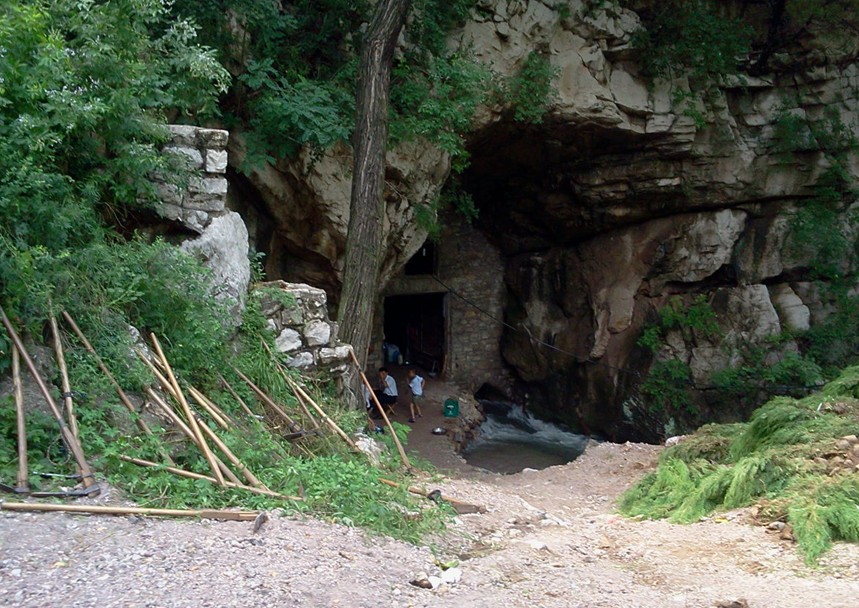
[384,293,446,373]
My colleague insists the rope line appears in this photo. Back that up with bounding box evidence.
[430,275,641,378]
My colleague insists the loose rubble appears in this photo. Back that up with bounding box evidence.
[3,441,859,607]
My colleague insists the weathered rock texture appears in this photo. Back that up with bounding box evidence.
[157,126,250,322]
[226,1,859,438]
[256,281,354,378]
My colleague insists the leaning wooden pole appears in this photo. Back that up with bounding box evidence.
[145,388,242,486]
[218,374,258,419]
[49,316,78,440]
[0,306,97,493]
[13,345,28,492]
[283,375,358,451]
[149,334,225,486]
[61,312,169,452]
[117,456,300,501]
[259,340,321,431]
[349,348,411,469]
[232,367,301,431]
[0,501,258,521]
[193,409,267,489]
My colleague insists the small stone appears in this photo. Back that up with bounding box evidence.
[205,149,228,173]
[440,567,462,585]
[286,352,315,369]
[275,328,303,353]
[526,540,548,551]
[303,320,331,347]
[842,435,858,444]
[767,521,786,531]
[428,575,442,590]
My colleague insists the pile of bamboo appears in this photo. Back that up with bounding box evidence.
[1,303,483,521]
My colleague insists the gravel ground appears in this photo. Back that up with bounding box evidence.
[2,441,859,608]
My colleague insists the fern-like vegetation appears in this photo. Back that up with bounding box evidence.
[621,366,859,563]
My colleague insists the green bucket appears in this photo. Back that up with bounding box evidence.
[443,398,459,418]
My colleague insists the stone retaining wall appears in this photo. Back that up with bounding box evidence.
[257,281,353,377]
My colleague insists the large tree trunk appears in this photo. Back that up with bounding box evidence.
[338,0,411,379]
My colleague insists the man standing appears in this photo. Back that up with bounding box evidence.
[407,368,424,423]
[374,367,398,415]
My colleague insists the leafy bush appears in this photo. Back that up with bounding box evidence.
[501,52,558,124]
[631,0,752,83]
[640,359,694,415]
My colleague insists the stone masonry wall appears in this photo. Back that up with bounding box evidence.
[155,125,250,323]
[258,281,353,378]
[157,125,230,233]
[439,215,512,393]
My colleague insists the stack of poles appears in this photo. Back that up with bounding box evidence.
[132,333,301,501]
[0,305,98,496]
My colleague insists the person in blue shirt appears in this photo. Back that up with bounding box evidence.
[407,368,424,423]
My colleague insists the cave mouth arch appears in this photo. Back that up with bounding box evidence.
[450,117,690,441]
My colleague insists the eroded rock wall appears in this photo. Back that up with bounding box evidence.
[224,0,859,437]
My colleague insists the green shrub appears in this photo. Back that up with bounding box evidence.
[501,51,558,124]
[640,359,694,415]
[631,0,752,83]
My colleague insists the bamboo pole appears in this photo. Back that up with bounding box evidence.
[60,312,175,467]
[232,367,301,432]
[193,409,266,489]
[259,340,322,431]
[348,348,411,469]
[117,456,301,501]
[145,389,243,486]
[219,374,257,419]
[188,386,230,430]
[284,375,359,451]
[49,316,78,440]
[148,334,225,486]
[195,389,236,428]
[377,478,485,514]
[13,346,28,492]
[1,306,98,493]
[0,501,259,521]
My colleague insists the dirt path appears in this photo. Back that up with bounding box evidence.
[3,376,859,607]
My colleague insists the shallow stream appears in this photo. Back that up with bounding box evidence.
[462,402,589,474]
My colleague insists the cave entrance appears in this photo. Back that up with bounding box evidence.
[383,293,446,374]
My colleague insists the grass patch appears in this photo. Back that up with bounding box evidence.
[619,366,859,563]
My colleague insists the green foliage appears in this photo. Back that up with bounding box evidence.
[712,351,824,401]
[631,0,752,83]
[391,51,492,172]
[501,52,559,124]
[415,177,480,239]
[179,0,487,178]
[0,0,228,251]
[0,399,70,489]
[621,366,859,562]
[636,296,719,421]
[239,60,354,168]
[638,295,720,353]
[640,359,694,415]
[0,0,230,377]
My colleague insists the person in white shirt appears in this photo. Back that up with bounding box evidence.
[374,367,398,415]
[407,368,424,423]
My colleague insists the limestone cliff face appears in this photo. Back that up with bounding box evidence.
[228,0,859,439]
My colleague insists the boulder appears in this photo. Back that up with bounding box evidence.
[180,211,250,324]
